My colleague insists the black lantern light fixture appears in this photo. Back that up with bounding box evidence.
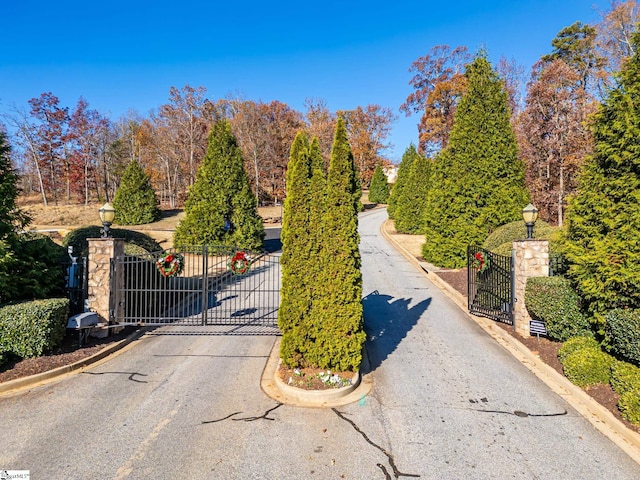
[99,202,116,238]
[522,203,539,239]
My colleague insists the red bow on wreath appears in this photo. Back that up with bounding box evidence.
[157,252,184,277]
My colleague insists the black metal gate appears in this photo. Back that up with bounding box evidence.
[112,246,280,327]
[467,245,514,326]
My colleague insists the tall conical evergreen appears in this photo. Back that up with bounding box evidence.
[0,131,31,303]
[565,32,640,317]
[387,144,419,220]
[422,54,528,268]
[308,118,365,371]
[394,151,433,234]
[112,159,160,225]
[368,164,390,204]
[174,120,264,251]
[0,132,29,241]
[279,132,313,365]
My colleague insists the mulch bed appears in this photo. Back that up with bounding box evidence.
[0,326,139,384]
[436,267,640,435]
[278,365,356,390]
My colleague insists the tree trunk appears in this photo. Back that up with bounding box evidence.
[558,165,564,227]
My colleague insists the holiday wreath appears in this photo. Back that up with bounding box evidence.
[156,252,185,278]
[229,251,251,274]
[472,251,490,274]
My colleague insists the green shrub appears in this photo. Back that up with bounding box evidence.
[482,220,564,257]
[483,220,548,251]
[0,298,69,358]
[604,309,640,367]
[525,276,591,341]
[618,390,640,425]
[610,361,640,395]
[62,226,162,256]
[561,346,615,387]
[558,335,599,363]
[0,233,67,304]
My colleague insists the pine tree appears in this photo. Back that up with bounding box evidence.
[565,31,640,318]
[308,118,365,371]
[422,54,529,268]
[112,159,160,225]
[174,120,264,251]
[367,164,390,204]
[394,152,433,234]
[387,144,419,220]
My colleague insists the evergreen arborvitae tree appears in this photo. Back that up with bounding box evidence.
[0,132,29,241]
[112,159,160,225]
[0,132,56,305]
[308,118,365,372]
[279,132,313,366]
[387,144,419,220]
[394,152,433,234]
[565,32,640,319]
[422,54,529,268]
[279,135,328,368]
[174,120,264,251]
[368,164,390,204]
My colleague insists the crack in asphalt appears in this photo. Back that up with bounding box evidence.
[84,371,149,383]
[201,403,283,424]
[332,408,420,479]
[474,408,568,418]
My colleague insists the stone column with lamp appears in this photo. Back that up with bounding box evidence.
[512,203,550,337]
[87,203,124,335]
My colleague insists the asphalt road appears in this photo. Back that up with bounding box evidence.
[1,208,639,479]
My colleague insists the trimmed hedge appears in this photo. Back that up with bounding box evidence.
[482,220,562,257]
[561,346,615,388]
[619,391,640,425]
[525,276,591,341]
[610,361,640,426]
[0,298,69,358]
[62,226,162,256]
[604,308,640,367]
[558,335,599,363]
[610,360,640,395]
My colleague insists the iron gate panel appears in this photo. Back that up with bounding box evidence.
[113,246,281,327]
[467,245,514,325]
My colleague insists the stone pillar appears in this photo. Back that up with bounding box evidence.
[87,238,125,328]
[512,239,549,337]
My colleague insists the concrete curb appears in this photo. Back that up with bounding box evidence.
[261,337,374,408]
[380,218,640,466]
[0,327,148,396]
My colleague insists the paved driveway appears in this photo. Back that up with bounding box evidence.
[0,208,639,479]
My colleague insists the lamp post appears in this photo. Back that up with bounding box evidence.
[522,203,538,239]
[99,202,116,238]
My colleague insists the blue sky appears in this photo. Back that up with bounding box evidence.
[1,1,605,162]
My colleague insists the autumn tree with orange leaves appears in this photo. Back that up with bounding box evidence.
[337,105,396,187]
[401,45,471,156]
[517,60,596,226]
